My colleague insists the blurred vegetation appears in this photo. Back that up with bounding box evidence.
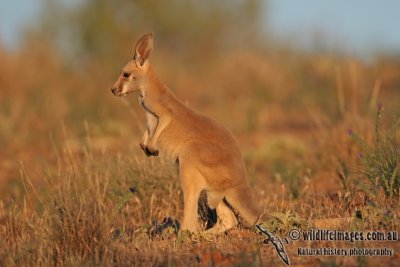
[39,0,263,66]
[0,1,399,266]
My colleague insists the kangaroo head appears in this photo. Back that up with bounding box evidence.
[111,33,153,97]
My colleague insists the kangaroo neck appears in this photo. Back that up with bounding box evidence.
[141,67,182,116]
[145,68,169,97]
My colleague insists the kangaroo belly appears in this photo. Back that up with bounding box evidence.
[158,114,247,190]
[157,121,186,159]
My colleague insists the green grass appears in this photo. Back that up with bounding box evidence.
[351,105,400,198]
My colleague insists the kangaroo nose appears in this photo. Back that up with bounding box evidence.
[111,87,117,94]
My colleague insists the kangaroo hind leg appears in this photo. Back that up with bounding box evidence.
[204,200,238,234]
[179,164,206,232]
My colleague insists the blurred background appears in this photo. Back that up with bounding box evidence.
[0,0,400,198]
[1,2,400,265]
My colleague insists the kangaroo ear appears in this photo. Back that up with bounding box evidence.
[134,33,153,67]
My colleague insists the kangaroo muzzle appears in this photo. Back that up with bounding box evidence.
[111,87,121,96]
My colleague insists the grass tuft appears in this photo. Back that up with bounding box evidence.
[351,105,400,198]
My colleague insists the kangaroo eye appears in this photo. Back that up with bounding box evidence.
[122,72,131,78]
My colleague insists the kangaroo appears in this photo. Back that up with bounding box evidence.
[111,33,263,233]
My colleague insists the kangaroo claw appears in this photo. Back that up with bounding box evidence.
[145,146,159,157]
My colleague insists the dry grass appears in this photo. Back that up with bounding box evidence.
[0,38,399,266]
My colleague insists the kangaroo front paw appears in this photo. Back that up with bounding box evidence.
[145,146,159,157]
[140,142,146,152]
[140,143,151,157]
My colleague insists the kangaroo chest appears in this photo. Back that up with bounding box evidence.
[139,94,157,117]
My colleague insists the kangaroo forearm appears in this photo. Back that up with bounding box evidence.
[148,115,172,146]
[141,130,149,145]
[146,112,158,138]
